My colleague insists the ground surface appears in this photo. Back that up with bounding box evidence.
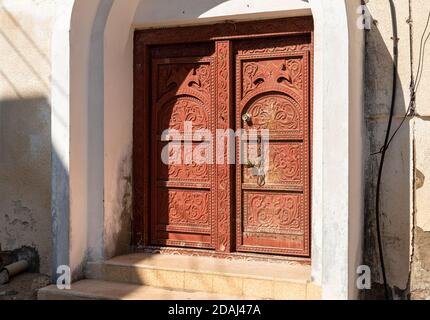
[0,273,51,300]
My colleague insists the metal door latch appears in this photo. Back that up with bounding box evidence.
[242,113,252,123]
[245,157,266,186]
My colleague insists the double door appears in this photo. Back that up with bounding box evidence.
[134,20,312,257]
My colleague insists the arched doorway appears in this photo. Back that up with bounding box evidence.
[51,0,364,299]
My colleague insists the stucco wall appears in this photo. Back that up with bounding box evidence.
[0,0,56,274]
[365,0,430,299]
[411,0,430,300]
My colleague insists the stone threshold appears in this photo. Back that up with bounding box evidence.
[83,253,321,300]
[38,279,253,300]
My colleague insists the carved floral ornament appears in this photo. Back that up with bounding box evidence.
[246,193,302,232]
[160,190,210,226]
[243,95,301,132]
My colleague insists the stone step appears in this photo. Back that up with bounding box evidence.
[85,253,321,300]
[37,279,251,300]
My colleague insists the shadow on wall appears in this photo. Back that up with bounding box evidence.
[364,14,411,299]
[0,96,52,274]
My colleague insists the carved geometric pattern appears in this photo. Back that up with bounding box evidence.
[237,36,311,56]
[244,192,303,233]
[136,17,314,45]
[215,40,232,253]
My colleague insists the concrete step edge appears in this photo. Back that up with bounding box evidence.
[85,260,310,285]
[84,263,317,300]
[37,280,254,301]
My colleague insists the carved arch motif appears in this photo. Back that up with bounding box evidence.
[157,96,209,134]
[242,94,302,133]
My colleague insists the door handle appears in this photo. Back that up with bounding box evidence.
[243,130,266,186]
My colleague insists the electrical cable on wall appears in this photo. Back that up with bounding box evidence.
[374,0,429,300]
[374,0,398,300]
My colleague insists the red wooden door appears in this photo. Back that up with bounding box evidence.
[235,37,311,256]
[134,18,313,257]
[149,43,216,249]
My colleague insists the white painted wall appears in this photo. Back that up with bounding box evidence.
[69,0,107,278]
[51,0,74,277]
[103,0,140,259]
[309,0,365,299]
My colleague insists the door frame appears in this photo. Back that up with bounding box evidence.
[133,16,314,261]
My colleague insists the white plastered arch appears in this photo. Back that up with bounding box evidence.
[51,0,364,299]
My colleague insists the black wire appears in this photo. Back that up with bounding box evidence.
[375,0,398,301]
[416,34,430,91]
[414,12,430,91]
[371,96,414,157]
[380,7,430,155]
[385,102,413,150]
[374,9,430,157]
[372,0,429,300]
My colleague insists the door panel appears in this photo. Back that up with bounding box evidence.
[235,37,311,256]
[150,43,216,249]
[242,141,304,191]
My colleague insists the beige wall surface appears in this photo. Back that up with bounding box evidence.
[0,0,57,274]
[365,0,430,299]
[411,0,430,301]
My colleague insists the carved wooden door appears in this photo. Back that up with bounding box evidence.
[149,43,216,249]
[235,37,311,257]
[134,18,313,257]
